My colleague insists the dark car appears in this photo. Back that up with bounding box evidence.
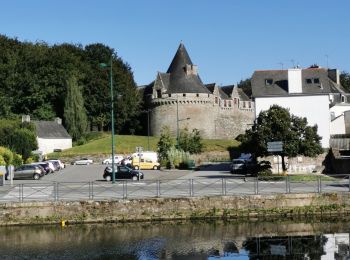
[14,164,45,180]
[32,162,52,175]
[103,165,144,181]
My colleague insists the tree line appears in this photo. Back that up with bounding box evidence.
[0,35,142,141]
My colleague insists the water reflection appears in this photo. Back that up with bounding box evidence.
[0,219,350,259]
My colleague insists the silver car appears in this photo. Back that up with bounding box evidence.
[14,164,45,180]
[72,158,93,165]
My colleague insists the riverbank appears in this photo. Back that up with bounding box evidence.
[2,193,350,226]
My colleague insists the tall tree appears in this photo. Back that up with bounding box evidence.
[237,105,323,171]
[63,74,88,141]
[340,71,350,92]
[237,78,252,97]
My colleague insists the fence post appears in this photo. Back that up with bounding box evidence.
[285,175,289,193]
[255,177,259,195]
[317,176,321,193]
[56,182,59,201]
[189,179,194,197]
[123,181,127,199]
[319,175,322,193]
[157,180,160,197]
[89,182,94,200]
[19,184,23,202]
[53,182,57,201]
[348,175,350,192]
[222,178,227,196]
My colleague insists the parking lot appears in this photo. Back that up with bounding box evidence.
[4,162,236,185]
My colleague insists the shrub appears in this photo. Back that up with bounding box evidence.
[167,146,192,169]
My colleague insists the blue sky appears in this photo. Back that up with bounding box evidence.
[1,0,349,86]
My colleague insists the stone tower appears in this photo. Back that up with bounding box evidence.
[142,43,254,139]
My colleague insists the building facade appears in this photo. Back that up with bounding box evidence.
[141,43,254,139]
[251,66,350,148]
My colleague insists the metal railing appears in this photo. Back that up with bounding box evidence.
[0,175,349,203]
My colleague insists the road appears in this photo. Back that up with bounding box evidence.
[0,163,349,202]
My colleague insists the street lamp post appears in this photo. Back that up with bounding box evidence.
[100,56,116,183]
[141,109,150,151]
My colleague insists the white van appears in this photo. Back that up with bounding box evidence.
[131,152,158,162]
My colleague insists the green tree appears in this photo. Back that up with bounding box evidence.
[237,78,252,97]
[9,128,38,161]
[237,105,323,171]
[178,128,203,154]
[63,74,88,141]
[340,71,350,92]
[157,126,174,161]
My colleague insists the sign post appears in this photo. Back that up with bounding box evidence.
[267,141,283,174]
[136,146,143,169]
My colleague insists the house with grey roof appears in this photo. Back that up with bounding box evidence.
[142,43,254,139]
[22,116,72,155]
[251,66,350,148]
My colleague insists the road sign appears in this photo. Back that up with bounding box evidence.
[267,141,283,152]
[136,146,143,153]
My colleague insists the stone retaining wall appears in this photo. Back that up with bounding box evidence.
[1,193,350,226]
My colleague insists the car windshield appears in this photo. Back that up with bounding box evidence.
[232,160,245,164]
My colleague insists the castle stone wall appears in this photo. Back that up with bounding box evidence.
[150,96,254,139]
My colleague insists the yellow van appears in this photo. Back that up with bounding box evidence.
[132,157,160,170]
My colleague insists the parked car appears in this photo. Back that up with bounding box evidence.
[230,159,255,174]
[132,157,160,170]
[44,161,56,172]
[31,162,52,175]
[72,158,93,165]
[48,159,65,169]
[103,165,144,181]
[102,155,124,165]
[14,164,45,180]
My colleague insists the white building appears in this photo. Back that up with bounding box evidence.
[22,116,72,155]
[251,66,350,148]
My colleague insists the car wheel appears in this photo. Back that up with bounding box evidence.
[86,162,90,166]
[134,165,139,170]
[132,176,138,181]
[33,174,40,180]
[105,175,112,182]
[73,162,76,165]
[153,165,158,170]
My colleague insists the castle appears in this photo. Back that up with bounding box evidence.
[141,43,254,139]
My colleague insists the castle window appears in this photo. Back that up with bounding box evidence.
[306,78,312,84]
[341,95,345,103]
[243,102,246,108]
[183,93,186,97]
[169,94,171,97]
[265,79,273,86]
[157,90,162,98]
[196,93,199,97]
[228,101,231,107]
[313,78,320,84]
[215,97,218,104]
[224,100,227,107]
[234,98,237,104]
[248,102,251,108]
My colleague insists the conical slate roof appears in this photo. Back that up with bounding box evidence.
[162,43,210,94]
[167,43,193,74]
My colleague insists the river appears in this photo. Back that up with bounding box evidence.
[0,218,349,259]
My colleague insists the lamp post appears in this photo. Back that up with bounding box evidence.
[141,109,150,151]
[100,56,116,183]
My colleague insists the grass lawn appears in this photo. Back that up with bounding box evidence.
[49,134,239,157]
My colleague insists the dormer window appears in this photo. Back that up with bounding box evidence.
[314,78,320,84]
[196,93,199,97]
[156,90,162,98]
[306,78,312,84]
[341,95,345,103]
[265,79,273,86]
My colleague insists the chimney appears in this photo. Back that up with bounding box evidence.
[288,68,302,93]
[54,117,62,125]
[21,115,30,123]
[185,64,198,76]
[328,69,340,84]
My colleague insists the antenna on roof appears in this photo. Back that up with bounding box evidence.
[291,59,295,68]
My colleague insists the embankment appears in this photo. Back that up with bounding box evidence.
[1,193,350,225]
